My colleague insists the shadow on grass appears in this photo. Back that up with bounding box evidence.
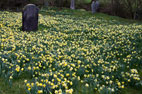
[121,87,142,94]
[0,78,26,94]
[38,23,50,31]
[0,72,32,94]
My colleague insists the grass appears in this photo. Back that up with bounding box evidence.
[0,77,141,94]
[0,72,32,94]
[122,86,142,94]
[0,7,142,94]
[0,78,26,94]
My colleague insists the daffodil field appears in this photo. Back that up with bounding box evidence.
[0,8,142,94]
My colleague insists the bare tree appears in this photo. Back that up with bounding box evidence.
[70,0,75,9]
[111,0,142,19]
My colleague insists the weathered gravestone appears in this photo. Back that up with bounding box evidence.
[44,0,48,6]
[95,0,100,11]
[22,4,39,31]
[91,0,100,14]
[44,2,48,6]
[91,1,95,14]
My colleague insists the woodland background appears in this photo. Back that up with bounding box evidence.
[0,0,142,19]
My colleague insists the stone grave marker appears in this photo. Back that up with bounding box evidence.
[44,2,48,6]
[95,0,100,12]
[44,0,48,6]
[91,1,95,14]
[91,0,100,14]
[22,4,39,31]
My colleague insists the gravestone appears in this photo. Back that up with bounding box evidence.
[91,1,95,14]
[95,0,99,12]
[91,0,99,14]
[44,0,48,6]
[44,2,48,6]
[22,4,39,31]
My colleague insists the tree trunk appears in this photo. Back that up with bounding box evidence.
[70,0,75,9]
